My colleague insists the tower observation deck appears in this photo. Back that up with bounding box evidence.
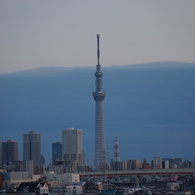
[93,34,107,171]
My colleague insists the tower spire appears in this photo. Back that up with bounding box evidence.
[97,34,100,65]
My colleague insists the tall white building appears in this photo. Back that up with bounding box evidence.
[23,131,41,166]
[62,128,83,168]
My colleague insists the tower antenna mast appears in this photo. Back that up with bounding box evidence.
[97,34,100,65]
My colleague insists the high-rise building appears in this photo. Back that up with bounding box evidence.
[52,142,62,165]
[23,131,41,166]
[93,34,107,170]
[2,140,18,166]
[62,128,83,168]
[152,156,162,169]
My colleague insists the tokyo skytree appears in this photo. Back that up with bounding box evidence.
[93,34,107,170]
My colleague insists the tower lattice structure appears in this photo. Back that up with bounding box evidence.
[93,34,107,170]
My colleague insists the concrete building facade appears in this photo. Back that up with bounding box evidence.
[2,140,18,167]
[62,128,83,169]
[2,172,39,190]
[127,160,142,170]
[52,142,62,165]
[152,157,162,169]
[43,172,80,186]
[23,131,41,166]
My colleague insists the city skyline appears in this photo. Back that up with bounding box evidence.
[0,1,195,74]
[0,62,194,165]
[1,1,195,164]
[0,131,194,167]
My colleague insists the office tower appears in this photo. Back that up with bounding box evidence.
[2,140,18,166]
[23,131,41,166]
[62,128,83,167]
[152,156,162,169]
[93,34,107,170]
[52,142,62,165]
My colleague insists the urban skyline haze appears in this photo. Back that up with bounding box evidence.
[0,62,194,165]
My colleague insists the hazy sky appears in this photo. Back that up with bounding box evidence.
[0,0,195,73]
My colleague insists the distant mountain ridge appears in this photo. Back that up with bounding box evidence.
[0,61,195,165]
[1,61,195,75]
